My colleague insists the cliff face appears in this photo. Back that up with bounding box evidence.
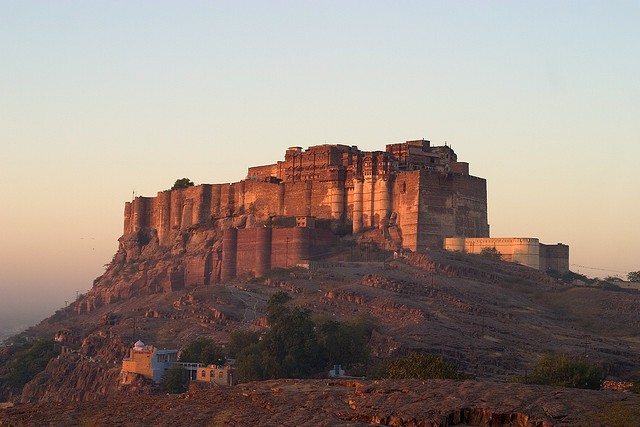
[19,353,150,403]
[18,333,151,403]
[78,214,247,314]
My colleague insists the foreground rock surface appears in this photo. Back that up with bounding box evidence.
[2,379,639,426]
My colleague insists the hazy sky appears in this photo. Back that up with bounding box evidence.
[1,1,638,330]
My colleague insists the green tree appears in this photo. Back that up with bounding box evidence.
[234,292,318,381]
[1,339,58,388]
[179,337,224,365]
[316,315,374,370]
[266,291,293,325]
[262,298,319,379]
[232,292,376,382]
[235,344,267,381]
[228,330,261,358]
[386,351,467,380]
[171,178,194,190]
[162,365,188,393]
[525,352,605,390]
[627,271,640,282]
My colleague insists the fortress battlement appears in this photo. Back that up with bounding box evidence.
[124,139,490,252]
[112,138,569,287]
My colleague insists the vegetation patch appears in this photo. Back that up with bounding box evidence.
[162,365,188,393]
[513,352,605,389]
[179,337,224,365]
[546,269,593,284]
[384,351,469,380]
[229,291,374,381]
[170,178,194,190]
[0,339,57,388]
[479,246,502,260]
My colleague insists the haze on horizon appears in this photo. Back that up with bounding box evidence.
[1,1,638,332]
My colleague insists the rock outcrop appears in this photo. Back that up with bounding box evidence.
[19,334,149,403]
[78,225,225,314]
[19,353,138,403]
[3,379,639,426]
[4,244,640,407]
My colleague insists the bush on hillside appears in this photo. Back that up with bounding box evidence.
[546,269,594,285]
[385,351,469,380]
[479,247,502,260]
[627,271,640,282]
[516,352,605,390]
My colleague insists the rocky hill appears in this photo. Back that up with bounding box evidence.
[1,212,640,427]
[2,238,640,404]
[2,379,640,426]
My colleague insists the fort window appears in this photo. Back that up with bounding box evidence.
[401,182,406,193]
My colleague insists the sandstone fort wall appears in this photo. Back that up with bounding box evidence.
[443,237,569,273]
[222,226,335,281]
[124,142,490,255]
[539,243,570,272]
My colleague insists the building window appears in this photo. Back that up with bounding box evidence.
[201,370,205,378]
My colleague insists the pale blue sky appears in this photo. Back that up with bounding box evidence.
[1,1,639,329]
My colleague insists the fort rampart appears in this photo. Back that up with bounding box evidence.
[121,140,500,281]
[124,140,490,254]
[221,226,336,281]
[443,237,569,272]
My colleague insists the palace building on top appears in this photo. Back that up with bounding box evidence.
[121,139,568,284]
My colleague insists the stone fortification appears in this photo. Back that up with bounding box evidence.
[539,243,570,272]
[124,139,489,251]
[443,237,570,272]
[111,139,491,287]
[222,225,336,282]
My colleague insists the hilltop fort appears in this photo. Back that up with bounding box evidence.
[13,140,640,418]
[118,139,566,291]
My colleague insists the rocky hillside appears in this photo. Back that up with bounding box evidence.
[2,379,640,426]
[1,220,640,406]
